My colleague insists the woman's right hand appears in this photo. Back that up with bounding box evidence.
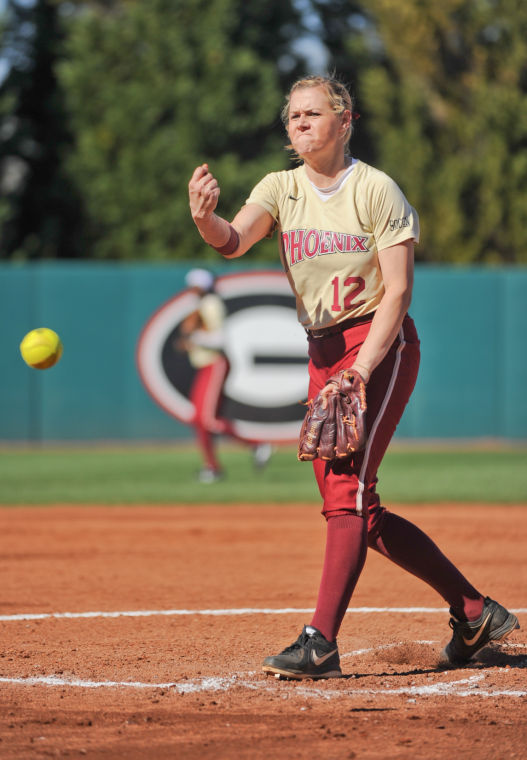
[189,164,220,221]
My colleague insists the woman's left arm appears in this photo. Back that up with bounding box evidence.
[350,240,414,383]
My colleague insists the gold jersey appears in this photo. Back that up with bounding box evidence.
[246,159,419,331]
[187,292,226,369]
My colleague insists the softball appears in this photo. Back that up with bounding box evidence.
[20,327,63,370]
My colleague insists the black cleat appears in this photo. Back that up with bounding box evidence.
[439,597,520,666]
[262,625,342,680]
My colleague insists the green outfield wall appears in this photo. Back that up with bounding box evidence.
[1,262,526,442]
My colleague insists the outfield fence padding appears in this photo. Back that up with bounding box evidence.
[1,262,526,442]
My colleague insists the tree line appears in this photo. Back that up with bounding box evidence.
[1,0,526,263]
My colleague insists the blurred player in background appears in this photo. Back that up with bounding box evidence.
[188,75,519,677]
[179,268,271,483]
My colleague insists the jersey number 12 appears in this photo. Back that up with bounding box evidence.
[331,276,365,312]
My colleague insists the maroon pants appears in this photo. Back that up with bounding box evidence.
[308,314,420,524]
[307,315,483,640]
[190,356,232,470]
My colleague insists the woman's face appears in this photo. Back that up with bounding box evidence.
[287,86,350,160]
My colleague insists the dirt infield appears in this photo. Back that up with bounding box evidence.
[0,503,525,759]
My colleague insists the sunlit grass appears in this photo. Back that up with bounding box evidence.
[0,444,525,505]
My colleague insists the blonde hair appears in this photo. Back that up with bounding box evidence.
[281,75,355,157]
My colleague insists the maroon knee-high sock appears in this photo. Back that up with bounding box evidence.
[310,514,368,642]
[370,511,484,621]
[195,426,219,471]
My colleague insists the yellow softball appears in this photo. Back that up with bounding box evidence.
[20,327,63,370]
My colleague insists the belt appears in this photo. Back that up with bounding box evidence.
[306,312,374,338]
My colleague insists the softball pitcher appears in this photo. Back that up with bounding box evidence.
[188,75,519,679]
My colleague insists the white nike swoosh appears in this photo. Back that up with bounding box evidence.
[312,648,338,666]
[462,612,492,646]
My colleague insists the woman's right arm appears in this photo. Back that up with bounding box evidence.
[188,164,274,258]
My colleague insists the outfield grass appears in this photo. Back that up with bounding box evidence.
[0,445,526,505]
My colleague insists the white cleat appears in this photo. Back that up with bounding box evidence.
[253,443,273,469]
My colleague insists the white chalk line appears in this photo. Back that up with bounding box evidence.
[0,637,524,697]
[1,669,526,699]
[341,640,439,658]
[1,606,526,622]
[0,674,239,693]
[1,611,524,699]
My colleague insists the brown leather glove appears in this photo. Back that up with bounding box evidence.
[298,369,367,462]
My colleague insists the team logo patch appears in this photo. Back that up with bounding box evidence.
[136,271,309,443]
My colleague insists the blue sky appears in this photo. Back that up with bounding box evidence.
[0,0,9,83]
